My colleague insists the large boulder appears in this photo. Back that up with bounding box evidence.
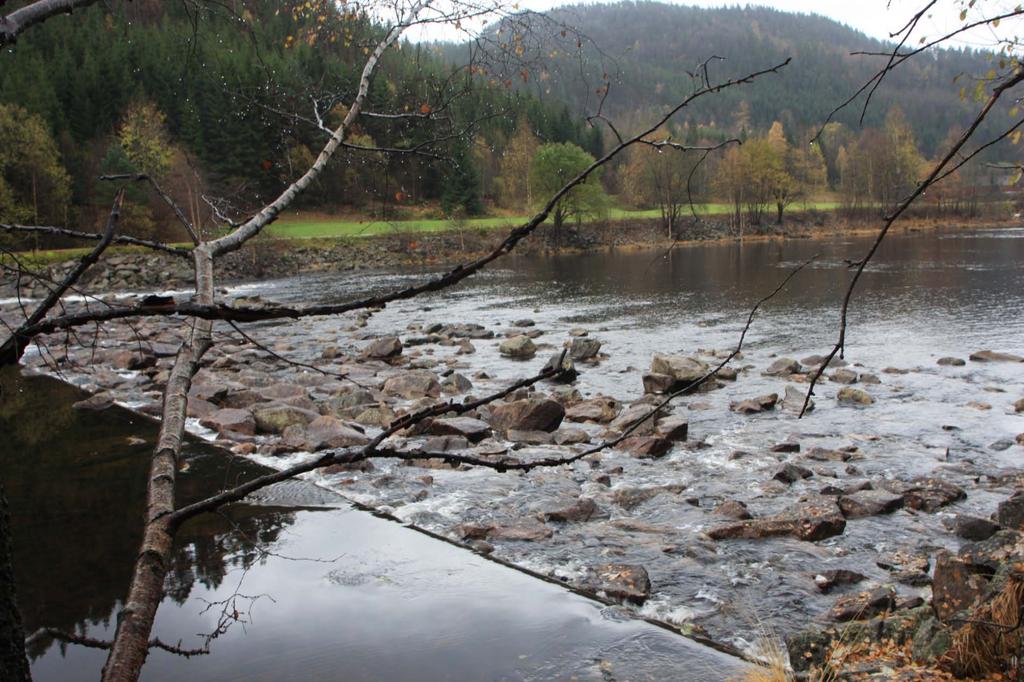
[565,396,622,424]
[259,383,307,401]
[570,337,602,361]
[729,393,778,414]
[324,388,377,414]
[363,336,403,359]
[837,387,874,405]
[382,371,441,399]
[932,551,989,622]
[621,436,673,459]
[352,405,397,428]
[608,402,662,436]
[540,497,599,523]
[650,353,710,385]
[995,490,1024,530]
[582,563,651,605]
[837,490,904,518]
[199,408,257,436]
[880,477,966,512]
[427,417,492,442]
[708,497,846,542]
[499,335,537,359]
[489,398,565,433]
[969,350,1024,363]
[782,384,814,413]
[253,404,318,434]
[764,357,801,376]
[301,416,370,450]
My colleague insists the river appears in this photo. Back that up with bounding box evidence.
[4,225,1024,677]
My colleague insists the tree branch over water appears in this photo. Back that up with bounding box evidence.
[800,64,1024,417]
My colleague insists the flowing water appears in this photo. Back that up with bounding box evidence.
[4,225,1024,676]
[226,226,1024,648]
[0,369,747,681]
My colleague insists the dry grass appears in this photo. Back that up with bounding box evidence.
[942,573,1024,678]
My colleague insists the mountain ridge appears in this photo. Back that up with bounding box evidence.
[472,1,999,155]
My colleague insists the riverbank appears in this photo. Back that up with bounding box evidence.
[2,210,1018,299]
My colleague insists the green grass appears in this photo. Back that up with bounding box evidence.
[10,201,846,262]
[265,214,520,239]
[268,201,843,240]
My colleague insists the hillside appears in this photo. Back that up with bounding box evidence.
[472,1,999,155]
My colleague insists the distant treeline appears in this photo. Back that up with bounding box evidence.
[1,0,1020,249]
[0,0,600,241]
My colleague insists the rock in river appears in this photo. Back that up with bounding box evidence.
[540,497,599,523]
[382,371,441,399]
[837,490,904,518]
[253,404,318,434]
[565,396,621,424]
[300,416,370,450]
[621,436,673,459]
[774,463,813,484]
[880,477,966,513]
[200,407,257,436]
[73,392,115,411]
[782,384,813,413]
[969,350,1024,363]
[764,357,801,376]
[363,335,403,359]
[836,387,874,405]
[729,393,778,414]
[499,335,537,359]
[830,368,858,384]
[489,398,565,433]
[828,586,896,622]
[708,497,846,542]
[583,563,652,605]
[427,417,491,442]
[649,353,709,386]
[813,569,866,593]
[569,337,602,361]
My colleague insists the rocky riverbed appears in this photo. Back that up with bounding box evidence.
[5,229,1024,676]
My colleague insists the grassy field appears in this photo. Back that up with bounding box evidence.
[267,201,843,240]
[9,201,844,263]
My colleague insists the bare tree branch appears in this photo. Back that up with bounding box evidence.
[800,68,1024,417]
[100,174,201,245]
[25,628,209,658]
[0,223,190,256]
[0,0,102,47]
[0,189,125,365]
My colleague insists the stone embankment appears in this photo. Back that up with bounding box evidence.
[1,214,783,297]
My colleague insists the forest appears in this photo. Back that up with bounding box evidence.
[1,0,1018,247]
